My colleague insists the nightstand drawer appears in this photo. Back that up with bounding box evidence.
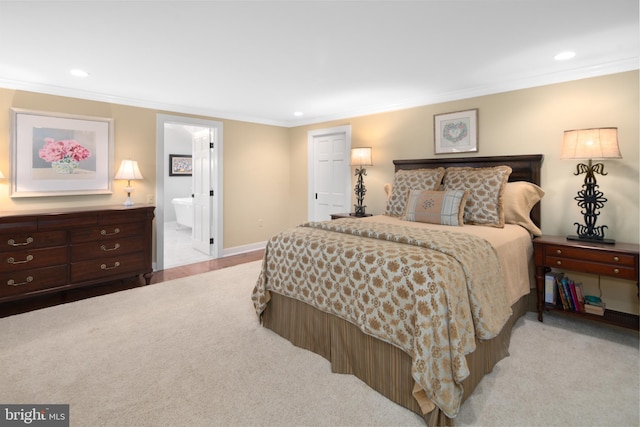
[545,244,636,267]
[546,256,638,280]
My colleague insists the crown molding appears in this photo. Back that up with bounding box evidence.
[1,58,637,128]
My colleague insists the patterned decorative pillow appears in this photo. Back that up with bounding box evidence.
[402,189,469,226]
[384,168,445,217]
[503,181,545,236]
[443,166,512,227]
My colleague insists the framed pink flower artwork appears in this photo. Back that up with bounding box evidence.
[433,109,478,154]
[11,109,114,197]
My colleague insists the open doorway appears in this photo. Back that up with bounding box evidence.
[155,114,223,271]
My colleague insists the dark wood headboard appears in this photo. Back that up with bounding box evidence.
[393,154,544,228]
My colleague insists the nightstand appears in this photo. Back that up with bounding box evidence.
[533,235,639,330]
[330,213,373,220]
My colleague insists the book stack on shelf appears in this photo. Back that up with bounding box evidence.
[544,272,605,316]
[583,296,605,316]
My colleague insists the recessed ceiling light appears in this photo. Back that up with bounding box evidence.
[70,69,89,77]
[293,111,303,116]
[554,51,576,61]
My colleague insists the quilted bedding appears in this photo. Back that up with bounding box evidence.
[251,218,512,417]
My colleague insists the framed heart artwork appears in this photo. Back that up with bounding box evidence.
[433,108,478,154]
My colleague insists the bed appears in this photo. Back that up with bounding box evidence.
[252,154,544,425]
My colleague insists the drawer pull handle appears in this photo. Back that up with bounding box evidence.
[7,237,34,246]
[7,276,33,287]
[614,268,620,274]
[101,261,121,270]
[101,228,120,236]
[100,243,121,252]
[7,255,34,264]
[613,256,620,262]
[556,260,562,266]
[556,249,562,255]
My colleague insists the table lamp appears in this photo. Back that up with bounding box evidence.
[115,159,144,206]
[560,127,621,244]
[350,147,373,217]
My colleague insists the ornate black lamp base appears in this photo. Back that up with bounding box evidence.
[354,166,368,217]
[353,207,367,217]
[567,159,615,245]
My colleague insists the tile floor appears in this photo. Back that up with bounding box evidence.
[163,221,214,269]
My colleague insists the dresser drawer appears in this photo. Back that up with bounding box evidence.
[70,222,143,243]
[0,247,68,273]
[544,244,636,267]
[70,252,145,283]
[38,212,97,231]
[0,265,68,299]
[98,209,150,225]
[70,236,146,261]
[0,231,67,253]
[0,215,38,234]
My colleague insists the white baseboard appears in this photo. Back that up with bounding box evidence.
[223,241,267,257]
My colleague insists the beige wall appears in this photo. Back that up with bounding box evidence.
[289,71,639,246]
[0,88,291,253]
[221,120,290,247]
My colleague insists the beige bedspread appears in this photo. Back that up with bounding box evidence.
[252,218,514,417]
[361,215,535,306]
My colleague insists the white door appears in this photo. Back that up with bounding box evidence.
[191,129,213,255]
[308,126,351,221]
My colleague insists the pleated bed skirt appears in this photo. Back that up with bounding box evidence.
[262,291,532,426]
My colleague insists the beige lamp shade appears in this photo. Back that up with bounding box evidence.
[115,159,143,206]
[115,159,144,181]
[0,168,4,179]
[350,147,373,166]
[560,128,622,160]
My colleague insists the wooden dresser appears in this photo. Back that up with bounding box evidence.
[0,205,154,303]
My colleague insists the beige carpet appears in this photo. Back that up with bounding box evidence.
[0,261,637,427]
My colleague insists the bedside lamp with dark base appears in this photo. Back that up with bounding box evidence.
[560,127,621,244]
[350,147,373,217]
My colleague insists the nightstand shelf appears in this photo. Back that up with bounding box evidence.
[533,235,639,330]
[542,302,639,330]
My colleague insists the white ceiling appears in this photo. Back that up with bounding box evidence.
[0,1,637,127]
